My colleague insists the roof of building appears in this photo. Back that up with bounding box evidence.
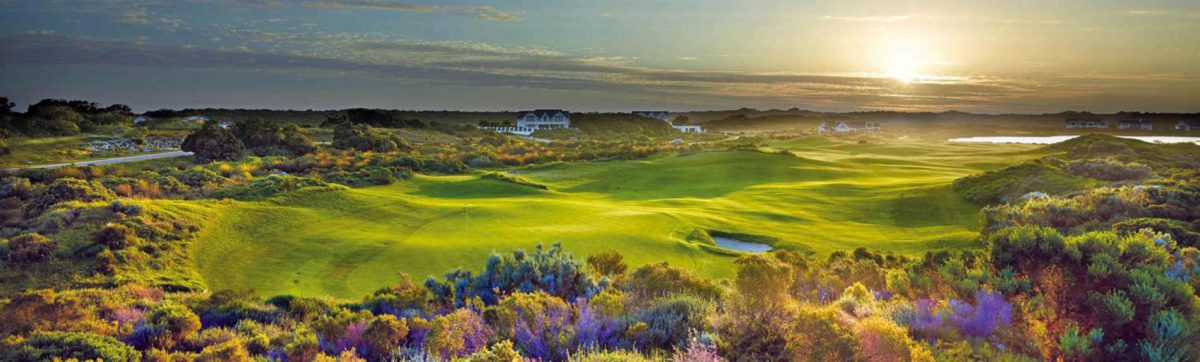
[1118,119,1151,124]
[518,109,570,118]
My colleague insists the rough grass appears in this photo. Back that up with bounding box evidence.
[0,136,89,168]
[184,138,1043,299]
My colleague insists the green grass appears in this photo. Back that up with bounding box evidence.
[0,136,90,168]
[185,137,1044,299]
[0,135,184,169]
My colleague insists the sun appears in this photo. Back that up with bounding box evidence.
[884,51,921,83]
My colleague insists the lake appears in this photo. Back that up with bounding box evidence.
[949,135,1200,145]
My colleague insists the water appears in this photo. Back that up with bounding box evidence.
[712,236,773,253]
[948,135,1200,145]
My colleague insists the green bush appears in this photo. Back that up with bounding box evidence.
[181,122,247,163]
[6,233,57,264]
[24,177,115,217]
[1,331,139,362]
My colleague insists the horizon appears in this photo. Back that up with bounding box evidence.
[2,1,1199,113]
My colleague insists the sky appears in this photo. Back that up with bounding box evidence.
[0,0,1198,113]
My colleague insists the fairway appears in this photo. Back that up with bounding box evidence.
[190,138,1042,299]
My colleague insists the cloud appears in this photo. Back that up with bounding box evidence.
[117,8,185,30]
[822,15,911,22]
[1128,10,1169,16]
[1,33,1077,111]
[301,0,519,21]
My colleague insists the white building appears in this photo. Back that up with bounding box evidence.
[822,121,880,134]
[481,109,572,136]
[633,111,705,133]
[1117,119,1152,130]
[1066,119,1108,129]
[517,109,571,130]
[1176,121,1200,132]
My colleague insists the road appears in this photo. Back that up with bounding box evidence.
[3,150,193,173]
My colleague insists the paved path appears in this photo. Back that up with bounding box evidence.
[3,150,193,173]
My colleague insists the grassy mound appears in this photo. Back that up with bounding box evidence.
[1047,134,1200,169]
[953,161,1095,204]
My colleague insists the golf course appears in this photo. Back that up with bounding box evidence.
[188,137,1044,299]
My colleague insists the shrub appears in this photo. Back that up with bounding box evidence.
[195,340,251,362]
[7,233,57,264]
[948,291,1013,339]
[786,306,858,361]
[424,309,491,360]
[625,262,723,307]
[181,122,247,163]
[426,243,601,307]
[1065,158,1153,181]
[465,340,522,361]
[0,331,139,362]
[333,123,411,152]
[362,315,409,361]
[633,295,710,351]
[854,317,921,362]
[587,250,628,279]
[139,303,202,349]
[93,223,137,249]
[24,177,115,217]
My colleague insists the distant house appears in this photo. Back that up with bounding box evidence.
[817,122,829,135]
[216,121,233,128]
[517,109,571,130]
[634,111,705,133]
[1176,121,1200,132]
[633,111,671,122]
[829,121,880,134]
[1066,118,1108,129]
[186,116,210,122]
[132,115,149,125]
[480,109,572,136]
[1117,119,1152,130]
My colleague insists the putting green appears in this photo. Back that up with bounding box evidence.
[189,138,1042,299]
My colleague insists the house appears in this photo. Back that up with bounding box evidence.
[1176,121,1200,132]
[1117,119,1152,130]
[817,122,828,135]
[186,116,210,122]
[830,121,880,134]
[216,121,233,128]
[1065,118,1108,129]
[634,111,704,133]
[480,109,572,136]
[132,115,149,125]
[516,109,571,130]
[633,111,671,122]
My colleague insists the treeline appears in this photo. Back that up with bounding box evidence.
[0,97,134,138]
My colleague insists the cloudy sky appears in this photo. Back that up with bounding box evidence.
[0,0,1197,113]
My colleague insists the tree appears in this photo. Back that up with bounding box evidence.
[231,119,314,157]
[0,96,13,114]
[332,122,411,153]
[182,122,246,163]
